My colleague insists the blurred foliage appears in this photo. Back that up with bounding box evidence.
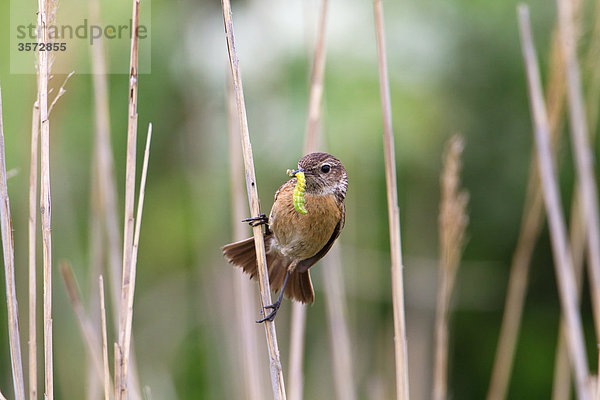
[1,0,600,398]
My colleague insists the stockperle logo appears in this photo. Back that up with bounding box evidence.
[10,0,151,74]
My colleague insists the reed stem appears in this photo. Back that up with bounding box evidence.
[373,1,409,398]
[518,6,590,399]
[36,0,54,394]
[557,0,600,341]
[116,0,141,396]
[221,0,287,397]
[227,78,267,400]
[0,83,26,400]
[100,276,111,400]
[28,93,40,400]
[290,0,331,397]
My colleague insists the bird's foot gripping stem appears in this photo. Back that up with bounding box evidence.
[256,299,282,323]
[242,213,269,227]
[256,271,290,323]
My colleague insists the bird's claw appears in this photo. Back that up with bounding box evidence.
[242,214,269,227]
[256,299,282,323]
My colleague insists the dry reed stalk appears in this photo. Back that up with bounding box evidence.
[288,306,306,400]
[89,0,123,322]
[27,43,71,400]
[303,0,328,151]
[289,0,331,398]
[221,0,287,397]
[28,94,40,400]
[113,343,119,400]
[227,78,267,400]
[487,24,567,400]
[36,0,54,396]
[518,5,591,399]
[554,19,600,400]
[100,276,111,400]
[554,7,600,397]
[487,176,544,400]
[552,334,571,400]
[553,2,600,394]
[116,0,140,396]
[120,123,152,400]
[88,149,104,400]
[89,0,141,394]
[597,347,600,400]
[551,197,587,400]
[553,142,588,400]
[432,135,469,400]
[557,0,600,338]
[0,83,26,400]
[373,1,409,398]
[321,250,355,400]
[323,245,355,400]
[59,262,110,386]
[584,0,600,135]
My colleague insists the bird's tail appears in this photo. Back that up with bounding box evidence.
[222,235,314,304]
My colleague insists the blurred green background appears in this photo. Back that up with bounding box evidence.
[1,0,599,398]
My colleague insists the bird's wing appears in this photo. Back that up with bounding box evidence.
[273,178,295,202]
[270,179,295,223]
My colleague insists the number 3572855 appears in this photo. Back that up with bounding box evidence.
[17,43,67,52]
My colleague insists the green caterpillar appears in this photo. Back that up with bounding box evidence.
[287,169,308,215]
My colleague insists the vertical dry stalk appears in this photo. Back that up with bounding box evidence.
[487,177,544,400]
[113,343,119,400]
[432,135,469,400]
[303,0,328,151]
[89,0,141,394]
[59,263,109,386]
[290,0,331,398]
[29,95,40,400]
[597,345,600,400]
[584,0,600,136]
[87,91,104,400]
[556,0,600,340]
[552,334,571,400]
[99,276,111,400]
[36,0,54,396]
[553,174,587,400]
[89,0,123,322]
[288,307,306,400]
[221,0,287,398]
[487,24,568,400]
[323,245,356,400]
[120,123,152,400]
[373,1,409,399]
[0,83,26,400]
[551,191,587,400]
[88,160,103,400]
[227,78,267,400]
[116,0,140,396]
[553,0,600,395]
[518,5,591,400]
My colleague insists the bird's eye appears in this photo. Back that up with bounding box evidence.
[321,164,331,173]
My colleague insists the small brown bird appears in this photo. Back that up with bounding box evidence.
[222,152,348,322]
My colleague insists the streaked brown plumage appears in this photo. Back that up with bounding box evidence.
[222,152,348,318]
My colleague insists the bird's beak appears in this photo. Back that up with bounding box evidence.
[287,168,305,177]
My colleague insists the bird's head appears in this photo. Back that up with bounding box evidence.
[293,152,348,201]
